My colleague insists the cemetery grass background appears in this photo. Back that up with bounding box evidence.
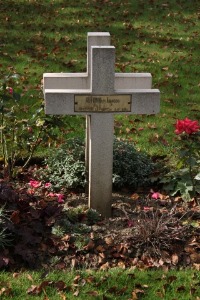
[0,1,200,299]
[0,0,200,158]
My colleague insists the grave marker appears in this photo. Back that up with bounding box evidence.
[43,32,160,217]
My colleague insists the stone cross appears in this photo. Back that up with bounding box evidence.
[43,32,160,217]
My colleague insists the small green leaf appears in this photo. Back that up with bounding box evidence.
[36,119,45,127]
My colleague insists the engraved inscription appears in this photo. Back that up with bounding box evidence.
[74,95,131,112]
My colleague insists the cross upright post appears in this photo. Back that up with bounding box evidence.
[43,32,160,217]
[88,46,116,216]
[85,33,111,193]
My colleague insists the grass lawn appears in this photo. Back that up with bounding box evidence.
[0,1,200,297]
[0,0,200,158]
[0,268,200,299]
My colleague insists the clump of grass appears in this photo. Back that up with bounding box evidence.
[130,208,190,258]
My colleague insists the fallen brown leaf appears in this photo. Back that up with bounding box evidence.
[130,193,140,200]
[87,290,99,296]
[73,275,81,285]
[10,210,20,224]
[171,253,179,265]
[105,236,114,245]
[83,239,95,250]
[100,262,110,270]
[26,274,34,282]
[54,280,66,291]
[0,287,13,297]
[12,272,20,278]
[73,289,79,297]
[177,285,186,292]
[193,263,200,271]
[190,253,200,264]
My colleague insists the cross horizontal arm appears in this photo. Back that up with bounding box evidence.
[43,72,152,90]
[43,73,89,90]
[115,73,152,89]
[45,89,160,115]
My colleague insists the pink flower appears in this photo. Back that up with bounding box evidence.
[44,182,51,188]
[6,87,13,94]
[151,192,160,199]
[175,118,200,135]
[47,192,56,197]
[29,180,41,188]
[47,192,64,203]
[56,193,64,203]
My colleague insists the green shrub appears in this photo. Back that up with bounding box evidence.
[113,138,154,189]
[37,137,154,190]
[36,138,86,190]
[0,73,68,178]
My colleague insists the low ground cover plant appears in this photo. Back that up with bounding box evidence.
[35,138,86,191]
[35,137,155,191]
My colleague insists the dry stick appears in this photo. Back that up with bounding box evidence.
[22,125,43,169]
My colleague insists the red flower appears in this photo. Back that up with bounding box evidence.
[175,118,200,135]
